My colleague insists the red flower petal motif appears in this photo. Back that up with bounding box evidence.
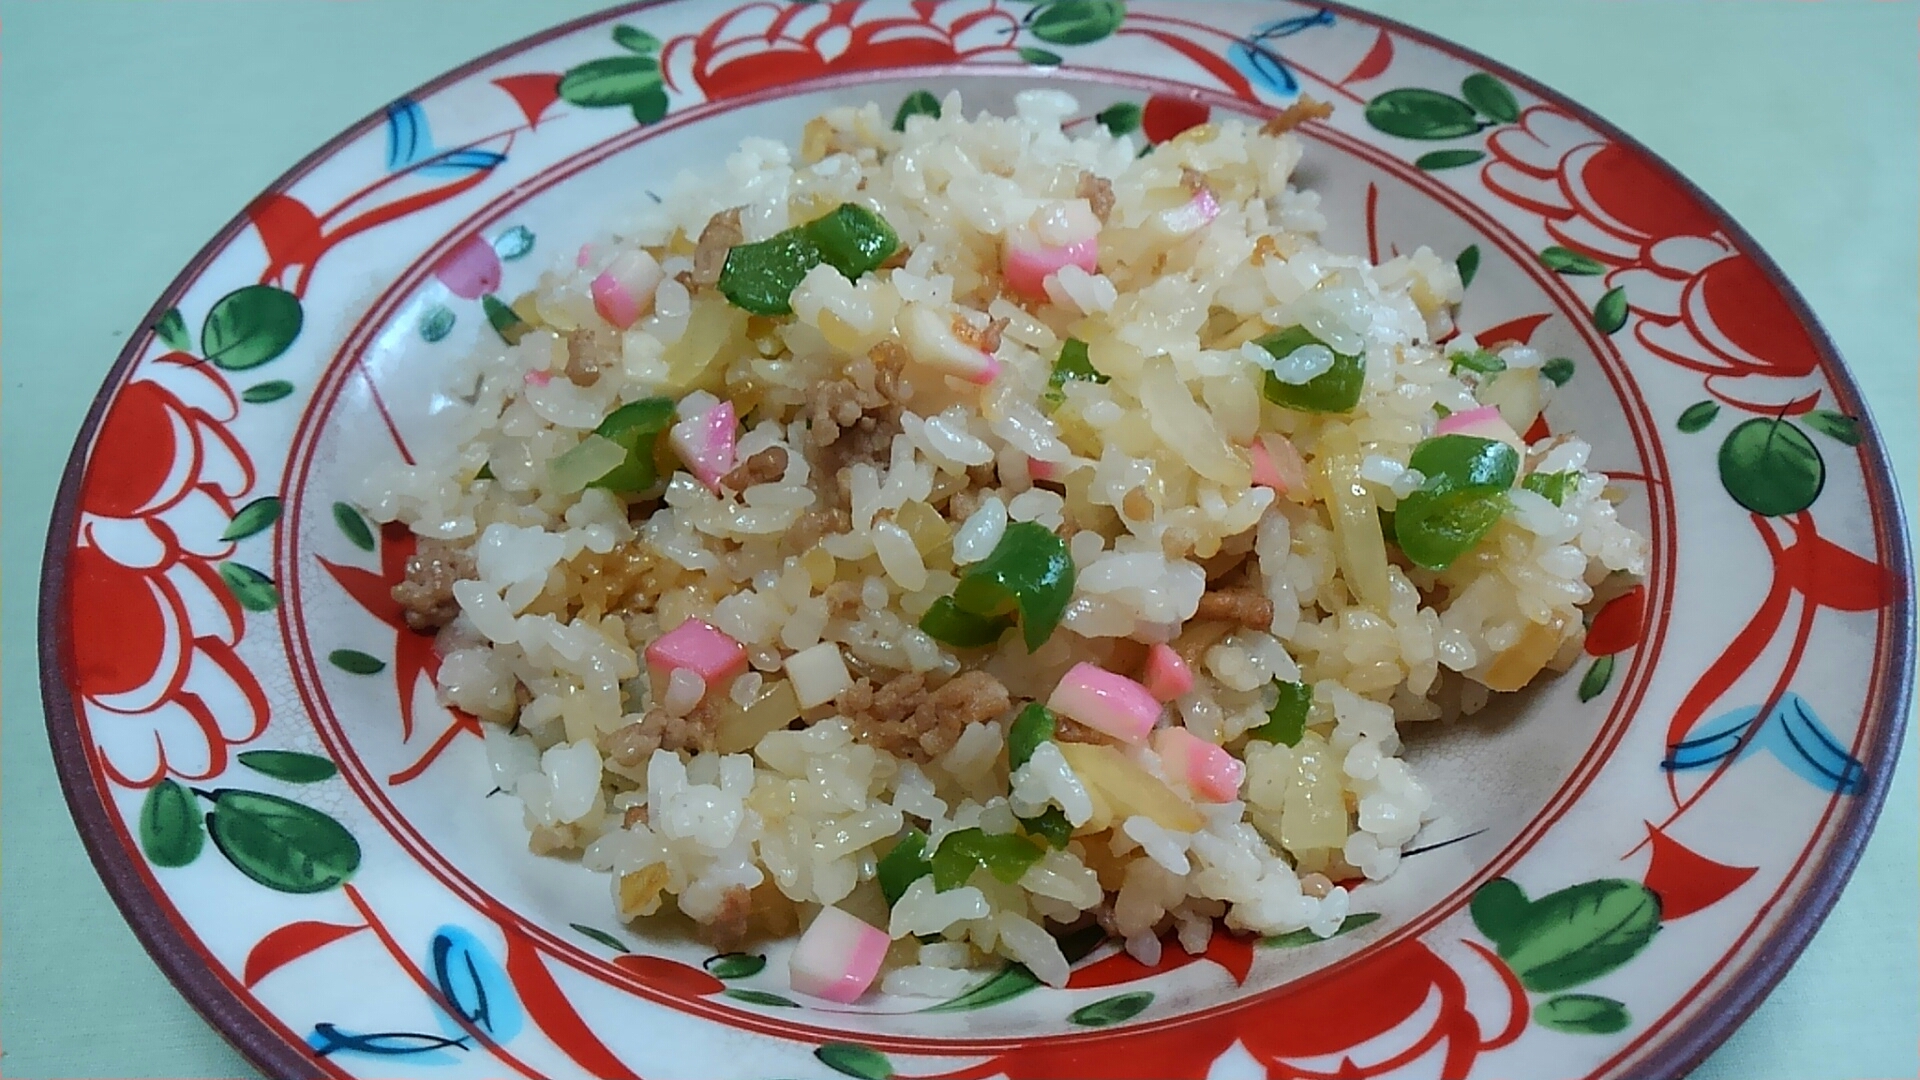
[492,73,563,129]
[1781,515,1893,613]
[243,920,369,987]
[1141,94,1211,144]
[1585,584,1647,656]
[1641,823,1757,920]
[610,954,726,998]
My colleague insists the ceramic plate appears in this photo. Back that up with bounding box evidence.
[42,3,1913,1078]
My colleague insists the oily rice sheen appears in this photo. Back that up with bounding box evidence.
[359,92,1645,998]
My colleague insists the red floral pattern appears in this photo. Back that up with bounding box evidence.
[1483,106,1824,411]
[72,357,269,786]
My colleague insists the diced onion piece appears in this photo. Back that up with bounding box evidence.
[1141,356,1250,488]
[1153,727,1244,803]
[1482,612,1570,692]
[1003,233,1100,302]
[548,434,630,495]
[644,619,747,693]
[1047,662,1161,744]
[1140,643,1193,702]
[1156,187,1221,236]
[1056,741,1205,833]
[1477,368,1543,438]
[715,678,802,754]
[784,641,852,708]
[1316,430,1392,612]
[789,905,888,1003]
[668,399,738,490]
[899,303,999,384]
[592,249,664,330]
[1434,404,1523,451]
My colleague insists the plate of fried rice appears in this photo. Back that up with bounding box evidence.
[43,3,1911,1079]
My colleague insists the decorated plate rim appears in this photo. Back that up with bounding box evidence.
[37,2,1914,1079]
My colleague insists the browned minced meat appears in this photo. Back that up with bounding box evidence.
[783,504,853,555]
[1077,170,1116,224]
[837,670,1011,762]
[1260,94,1334,135]
[564,329,610,387]
[1192,588,1274,629]
[623,804,650,828]
[805,345,915,510]
[719,446,788,492]
[953,315,1009,356]
[1179,166,1211,196]
[690,207,745,287]
[607,697,724,765]
[696,885,756,952]
[392,538,475,632]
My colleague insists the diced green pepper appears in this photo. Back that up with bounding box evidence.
[1008,702,1056,771]
[1393,488,1510,570]
[1249,679,1312,746]
[918,597,1014,648]
[1448,349,1507,376]
[1408,435,1519,495]
[1042,338,1107,412]
[1522,469,1580,506]
[931,828,1044,891]
[805,203,900,280]
[878,828,933,906]
[1019,806,1073,850]
[589,396,676,493]
[717,203,901,315]
[717,231,821,316]
[949,522,1075,652]
[1257,326,1366,414]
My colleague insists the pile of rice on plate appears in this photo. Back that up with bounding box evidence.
[360,90,1647,1003]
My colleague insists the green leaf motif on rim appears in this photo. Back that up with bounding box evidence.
[1029,0,1127,46]
[1416,148,1485,170]
[329,649,387,675]
[1455,244,1481,288]
[558,55,661,108]
[205,789,361,894]
[154,307,193,353]
[202,285,303,370]
[1803,409,1862,446]
[816,1042,894,1080]
[1539,245,1606,275]
[1578,654,1615,701]
[419,304,456,343]
[237,750,338,784]
[139,779,204,868]
[220,497,282,541]
[1096,101,1142,135]
[1471,877,1662,993]
[1460,71,1520,123]
[241,380,296,404]
[1365,88,1482,140]
[703,952,767,979]
[725,988,800,1007]
[1535,993,1632,1035]
[1017,46,1064,67]
[1591,286,1630,334]
[1262,911,1381,948]
[570,923,630,953]
[1676,400,1720,434]
[1068,991,1153,1027]
[1540,357,1575,386]
[218,562,280,612]
[1718,417,1825,516]
[332,502,376,551]
[920,963,1040,1013]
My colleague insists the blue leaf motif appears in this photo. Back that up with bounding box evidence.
[1230,42,1298,97]
[1664,692,1865,794]
[308,1023,468,1065]
[385,98,508,178]
[385,99,433,172]
[1250,8,1336,40]
[428,926,524,1041]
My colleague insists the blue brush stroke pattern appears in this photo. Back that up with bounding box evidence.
[308,1023,468,1066]
[1229,8,1337,99]
[385,98,506,178]
[429,925,524,1042]
[1664,691,1866,795]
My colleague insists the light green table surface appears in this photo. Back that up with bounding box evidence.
[3,2,1913,1077]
